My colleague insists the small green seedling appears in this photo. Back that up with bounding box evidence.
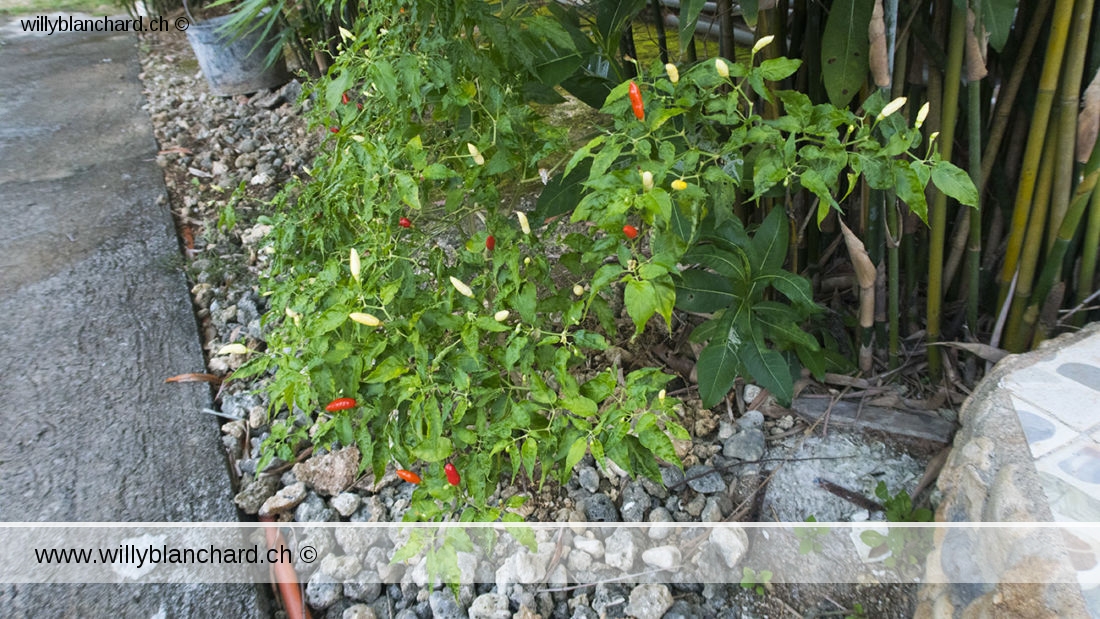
[795,515,829,554]
[740,566,773,596]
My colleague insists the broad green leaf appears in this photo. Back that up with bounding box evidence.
[565,135,605,176]
[800,168,840,211]
[595,0,648,51]
[580,370,616,402]
[683,244,749,283]
[534,159,591,224]
[326,71,353,110]
[411,436,453,462]
[364,356,407,383]
[675,269,737,313]
[981,0,1018,52]
[696,336,741,408]
[521,437,537,480]
[562,394,598,417]
[755,269,817,310]
[677,0,708,54]
[395,172,420,209]
[751,207,789,273]
[932,160,979,207]
[895,161,929,224]
[754,302,820,351]
[372,59,398,104]
[635,413,679,464]
[821,0,874,107]
[564,436,588,473]
[741,327,794,405]
[759,57,802,82]
[624,277,674,335]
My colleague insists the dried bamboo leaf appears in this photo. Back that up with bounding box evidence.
[965,9,989,81]
[868,0,890,88]
[927,341,1009,363]
[1078,69,1100,163]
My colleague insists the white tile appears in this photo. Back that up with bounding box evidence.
[1011,395,1080,458]
[1036,439,1100,518]
[1003,367,1100,432]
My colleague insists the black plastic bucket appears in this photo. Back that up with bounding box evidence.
[185,13,289,96]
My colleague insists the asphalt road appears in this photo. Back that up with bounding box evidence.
[0,13,267,616]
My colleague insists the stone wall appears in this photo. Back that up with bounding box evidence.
[915,326,1100,617]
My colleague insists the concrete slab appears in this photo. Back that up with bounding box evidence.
[0,14,266,616]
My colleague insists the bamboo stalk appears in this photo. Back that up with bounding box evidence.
[980,0,1054,193]
[1004,131,1059,350]
[965,7,987,331]
[1074,178,1100,325]
[996,0,1078,307]
[927,4,968,379]
[1046,0,1095,249]
[1020,153,1100,340]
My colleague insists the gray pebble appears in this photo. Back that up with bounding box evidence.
[684,465,725,494]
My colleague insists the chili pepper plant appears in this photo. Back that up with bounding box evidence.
[237,0,688,522]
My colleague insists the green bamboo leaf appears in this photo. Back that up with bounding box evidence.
[821,0,874,107]
[677,0,708,54]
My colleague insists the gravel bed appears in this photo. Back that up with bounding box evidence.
[136,27,923,619]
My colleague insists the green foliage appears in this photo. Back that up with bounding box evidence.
[241,0,686,522]
[821,0,875,107]
[858,482,933,569]
[563,49,969,407]
[740,566,773,595]
[794,515,829,554]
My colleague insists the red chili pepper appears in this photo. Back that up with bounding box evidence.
[444,462,460,486]
[623,224,638,239]
[396,469,421,484]
[485,235,495,251]
[324,397,356,412]
[329,126,340,134]
[341,91,350,105]
[628,81,644,121]
[399,217,412,228]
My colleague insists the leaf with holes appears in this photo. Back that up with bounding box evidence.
[821,0,874,107]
